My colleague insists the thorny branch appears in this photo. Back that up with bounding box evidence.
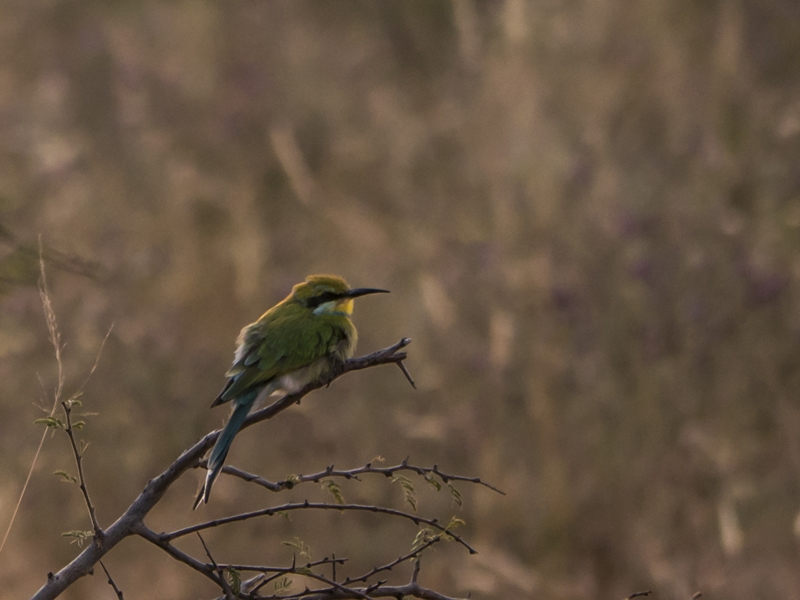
[141,503,465,600]
[207,554,456,600]
[344,536,440,586]
[216,458,505,496]
[61,400,103,541]
[32,338,488,600]
[165,500,477,553]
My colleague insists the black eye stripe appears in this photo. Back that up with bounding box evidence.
[305,291,344,309]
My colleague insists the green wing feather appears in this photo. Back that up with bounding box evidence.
[216,304,351,404]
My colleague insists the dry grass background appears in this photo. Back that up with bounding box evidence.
[2,1,800,598]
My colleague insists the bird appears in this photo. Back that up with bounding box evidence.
[194,274,389,508]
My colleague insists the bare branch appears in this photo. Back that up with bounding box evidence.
[197,533,235,600]
[222,562,466,600]
[285,580,467,600]
[141,514,460,600]
[61,400,103,541]
[345,537,441,586]
[219,556,347,574]
[411,557,421,583]
[285,569,371,600]
[396,360,416,389]
[98,561,123,600]
[135,524,223,585]
[163,501,477,554]
[214,459,505,496]
[31,339,414,600]
[32,336,480,600]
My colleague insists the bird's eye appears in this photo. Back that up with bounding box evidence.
[306,291,339,309]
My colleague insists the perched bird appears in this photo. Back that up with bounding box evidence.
[194,274,388,508]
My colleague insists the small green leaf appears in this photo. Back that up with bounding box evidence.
[322,480,345,505]
[281,537,312,559]
[295,566,314,576]
[446,516,466,531]
[61,530,93,547]
[53,470,78,484]
[72,420,86,430]
[392,475,417,512]
[224,567,241,596]
[441,516,466,542]
[65,394,83,407]
[35,416,64,429]
[447,482,462,508]
[423,472,442,492]
[411,527,435,552]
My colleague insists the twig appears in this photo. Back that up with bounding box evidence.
[295,571,371,600]
[345,537,440,585]
[215,459,504,496]
[136,524,225,582]
[198,533,235,600]
[396,360,416,389]
[287,579,465,600]
[219,556,347,574]
[237,579,463,600]
[164,501,477,554]
[31,339,414,600]
[255,566,372,600]
[627,592,652,599]
[142,524,461,600]
[62,400,103,541]
[411,556,421,583]
[98,560,123,599]
[241,554,346,596]
[34,336,474,600]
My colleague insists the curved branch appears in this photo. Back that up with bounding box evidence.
[30,339,412,600]
[163,501,477,554]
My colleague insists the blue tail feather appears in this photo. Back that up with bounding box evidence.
[194,391,257,508]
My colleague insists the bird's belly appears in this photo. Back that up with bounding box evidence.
[273,357,333,395]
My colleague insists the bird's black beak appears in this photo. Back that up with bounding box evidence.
[346,287,390,298]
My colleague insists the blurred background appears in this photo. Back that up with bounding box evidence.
[2,1,800,598]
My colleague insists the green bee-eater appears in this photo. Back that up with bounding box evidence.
[194,274,388,508]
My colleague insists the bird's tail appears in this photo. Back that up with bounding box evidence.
[193,396,253,509]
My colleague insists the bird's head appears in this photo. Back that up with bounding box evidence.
[292,274,389,316]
